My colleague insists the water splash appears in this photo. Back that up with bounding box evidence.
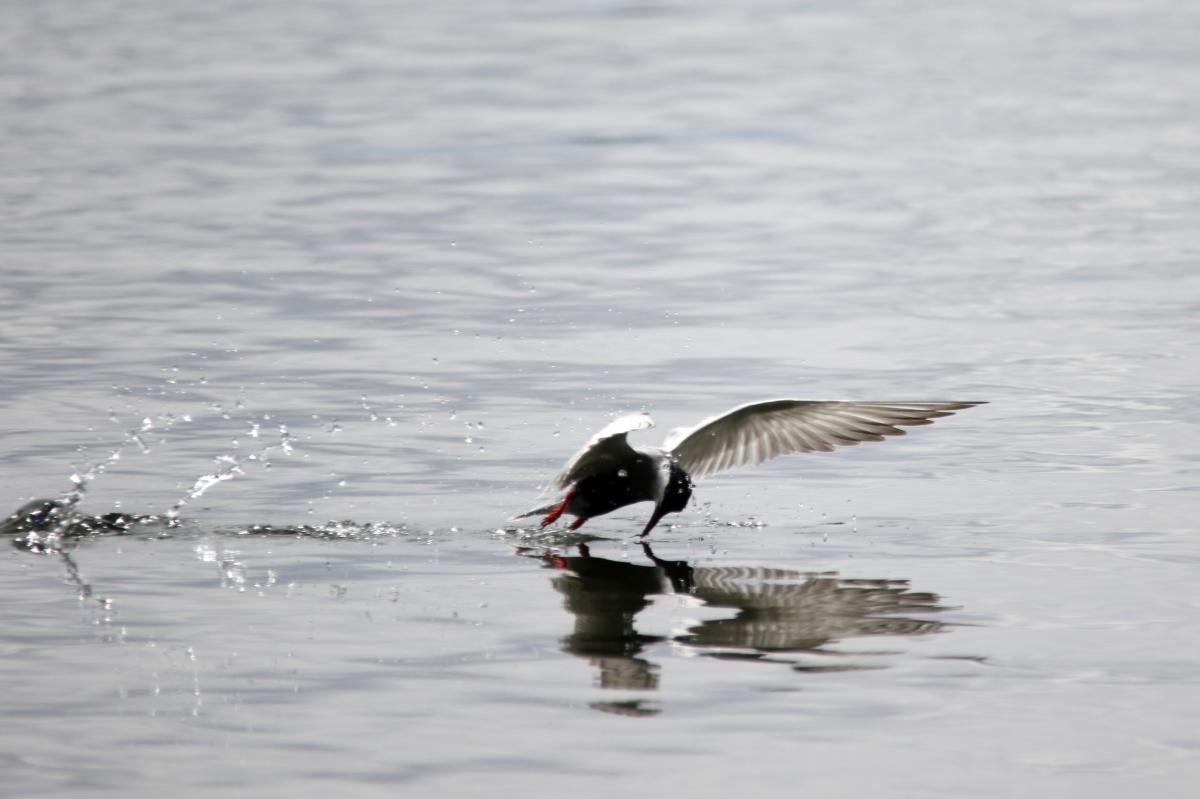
[166,455,245,523]
[164,414,307,522]
[52,414,190,541]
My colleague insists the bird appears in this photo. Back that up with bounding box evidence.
[517,399,984,537]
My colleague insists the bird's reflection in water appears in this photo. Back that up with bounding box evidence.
[528,542,956,716]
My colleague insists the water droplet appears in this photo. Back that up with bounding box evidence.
[279,424,294,454]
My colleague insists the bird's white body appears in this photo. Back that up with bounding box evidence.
[519,399,983,536]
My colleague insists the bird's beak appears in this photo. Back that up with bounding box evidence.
[640,503,669,537]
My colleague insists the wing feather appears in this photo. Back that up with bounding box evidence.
[667,400,984,479]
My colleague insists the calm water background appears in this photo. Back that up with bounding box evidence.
[3,0,1199,796]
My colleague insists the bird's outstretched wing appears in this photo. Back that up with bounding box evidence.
[665,400,983,479]
[551,412,655,489]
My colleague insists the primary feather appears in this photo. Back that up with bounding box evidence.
[666,400,983,479]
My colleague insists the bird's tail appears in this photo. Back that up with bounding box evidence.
[510,501,559,521]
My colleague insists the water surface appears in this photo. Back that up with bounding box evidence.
[2,0,1199,796]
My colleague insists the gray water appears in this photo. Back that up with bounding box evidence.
[3,0,1199,796]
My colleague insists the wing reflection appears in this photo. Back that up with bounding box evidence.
[530,542,957,704]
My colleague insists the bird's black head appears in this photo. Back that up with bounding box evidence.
[661,461,693,514]
[641,461,692,537]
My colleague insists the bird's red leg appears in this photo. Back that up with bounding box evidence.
[568,516,588,531]
[540,489,574,528]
